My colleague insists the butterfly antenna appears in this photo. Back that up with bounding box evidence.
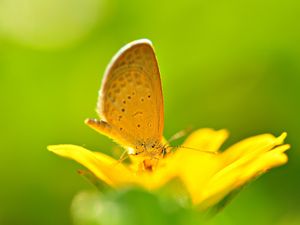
[168,126,193,143]
[166,145,218,155]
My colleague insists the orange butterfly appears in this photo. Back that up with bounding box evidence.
[85,39,167,169]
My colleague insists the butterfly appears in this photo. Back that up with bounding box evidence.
[85,39,167,169]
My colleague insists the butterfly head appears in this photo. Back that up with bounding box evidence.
[127,141,168,171]
[129,140,166,158]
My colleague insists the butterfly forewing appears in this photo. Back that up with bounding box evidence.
[97,40,164,150]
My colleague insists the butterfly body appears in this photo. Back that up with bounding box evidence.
[86,39,166,169]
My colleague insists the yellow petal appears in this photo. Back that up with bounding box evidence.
[195,137,290,208]
[237,144,290,183]
[182,128,229,152]
[199,146,289,209]
[137,166,177,190]
[169,129,228,205]
[48,145,134,187]
[222,132,287,164]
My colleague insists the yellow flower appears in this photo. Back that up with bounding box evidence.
[48,129,289,209]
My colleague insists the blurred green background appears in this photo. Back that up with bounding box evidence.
[0,0,299,224]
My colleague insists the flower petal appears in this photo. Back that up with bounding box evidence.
[182,128,229,152]
[168,129,229,205]
[195,135,290,208]
[222,132,287,164]
[237,144,289,182]
[48,145,134,187]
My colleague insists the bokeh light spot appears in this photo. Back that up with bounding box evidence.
[0,0,105,50]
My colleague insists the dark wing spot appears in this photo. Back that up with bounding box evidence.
[133,111,143,117]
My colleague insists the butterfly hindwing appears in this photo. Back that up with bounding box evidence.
[94,40,164,150]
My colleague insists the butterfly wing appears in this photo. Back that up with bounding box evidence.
[87,39,164,151]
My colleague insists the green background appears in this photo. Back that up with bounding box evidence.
[0,0,299,224]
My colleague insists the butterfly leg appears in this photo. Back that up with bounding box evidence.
[118,149,128,163]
